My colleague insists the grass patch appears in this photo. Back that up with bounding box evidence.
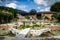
[0,29,10,36]
[0,30,16,37]
[17,24,45,30]
[6,31,16,37]
[51,30,60,36]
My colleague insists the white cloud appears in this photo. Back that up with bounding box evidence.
[34,0,47,6]
[18,5,27,9]
[40,7,50,11]
[16,5,29,12]
[34,0,60,6]
[17,5,28,10]
[6,3,17,8]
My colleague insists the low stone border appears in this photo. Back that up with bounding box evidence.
[0,36,60,40]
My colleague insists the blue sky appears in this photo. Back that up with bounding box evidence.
[0,0,60,12]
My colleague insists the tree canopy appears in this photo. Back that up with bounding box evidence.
[29,9,37,15]
[50,2,60,12]
[0,6,18,24]
[51,13,60,21]
[0,6,18,18]
[50,2,60,22]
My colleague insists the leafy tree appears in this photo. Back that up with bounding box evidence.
[51,13,60,21]
[29,9,37,15]
[50,2,60,22]
[45,16,50,20]
[0,6,18,18]
[0,6,18,24]
[0,12,13,23]
[0,12,3,23]
[50,2,60,12]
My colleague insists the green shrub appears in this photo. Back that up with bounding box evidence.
[25,15,30,19]
[18,24,31,29]
[45,16,50,20]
